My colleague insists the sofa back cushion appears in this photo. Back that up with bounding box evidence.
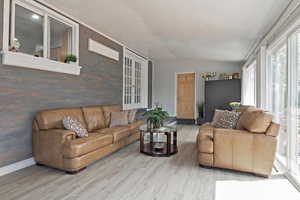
[36,108,86,130]
[81,106,106,132]
[237,108,273,133]
[102,105,122,127]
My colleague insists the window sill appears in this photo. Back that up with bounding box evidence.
[1,51,82,75]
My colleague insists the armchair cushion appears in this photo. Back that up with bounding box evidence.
[238,110,272,133]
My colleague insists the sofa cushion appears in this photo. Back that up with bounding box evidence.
[63,133,113,158]
[128,109,138,124]
[238,109,272,133]
[96,126,132,142]
[110,111,129,127]
[63,116,88,138]
[81,106,106,132]
[36,108,87,130]
[129,121,144,130]
[102,105,122,127]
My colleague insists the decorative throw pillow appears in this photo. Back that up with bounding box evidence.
[214,110,241,129]
[211,109,225,126]
[63,116,88,138]
[110,111,129,128]
[128,109,137,124]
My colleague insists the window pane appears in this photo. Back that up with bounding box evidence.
[270,44,288,165]
[49,17,72,62]
[14,5,44,56]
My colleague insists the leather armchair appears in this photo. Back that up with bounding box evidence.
[197,107,280,177]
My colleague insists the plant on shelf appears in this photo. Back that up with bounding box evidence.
[143,106,169,129]
[229,102,241,111]
[64,54,77,64]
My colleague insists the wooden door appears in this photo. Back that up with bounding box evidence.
[176,73,195,119]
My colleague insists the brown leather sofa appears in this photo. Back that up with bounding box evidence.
[197,107,280,177]
[32,105,143,173]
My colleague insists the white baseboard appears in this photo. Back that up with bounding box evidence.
[0,157,36,177]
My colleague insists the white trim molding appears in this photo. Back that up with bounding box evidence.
[2,51,82,75]
[88,39,119,61]
[0,157,35,177]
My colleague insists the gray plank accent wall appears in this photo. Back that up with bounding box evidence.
[0,2,154,167]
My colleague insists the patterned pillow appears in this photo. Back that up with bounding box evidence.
[128,109,137,124]
[63,116,88,138]
[214,110,241,129]
[110,111,129,127]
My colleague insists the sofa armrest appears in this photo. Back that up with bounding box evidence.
[39,129,76,143]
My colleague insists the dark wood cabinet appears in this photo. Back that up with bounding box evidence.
[204,79,241,122]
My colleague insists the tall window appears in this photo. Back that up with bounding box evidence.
[123,50,148,109]
[268,43,288,165]
[243,61,256,106]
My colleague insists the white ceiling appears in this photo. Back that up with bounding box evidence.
[43,0,290,62]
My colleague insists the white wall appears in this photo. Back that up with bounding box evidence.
[153,59,242,116]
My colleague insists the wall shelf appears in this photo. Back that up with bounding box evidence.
[1,51,82,75]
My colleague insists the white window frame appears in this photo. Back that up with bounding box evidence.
[123,48,148,110]
[242,61,257,106]
[266,26,300,188]
[2,0,81,75]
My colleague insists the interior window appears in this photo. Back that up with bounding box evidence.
[49,17,73,63]
[14,5,44,56]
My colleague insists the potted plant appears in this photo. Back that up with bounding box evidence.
[197,102,205,125]
[64,54,77,64]
[229,102,241,111]
[143,106,169,129]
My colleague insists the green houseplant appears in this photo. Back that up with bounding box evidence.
[229,102,241,111]
[143,106,169,129]
[64,54,77,64]
[198,102,204,118]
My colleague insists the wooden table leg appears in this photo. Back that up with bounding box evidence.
[166,132,171,155]
[150,132,154,152]
[140,131,143,153]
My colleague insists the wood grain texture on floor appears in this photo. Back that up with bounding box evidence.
[0,125,287,200]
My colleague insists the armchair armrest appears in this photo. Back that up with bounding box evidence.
[197,124,214,153]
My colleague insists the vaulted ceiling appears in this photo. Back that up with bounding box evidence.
[43,0,290,62]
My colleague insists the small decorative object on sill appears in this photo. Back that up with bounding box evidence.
[232,73,240,79]
[229,102,241,111]
[64,54,77,64]
[9,38,20,52]
[144,105,169,130]
[201,72,217,81]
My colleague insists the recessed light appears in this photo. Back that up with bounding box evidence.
[32,14,40,20]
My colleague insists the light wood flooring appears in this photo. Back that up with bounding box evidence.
[0,125,289,200]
